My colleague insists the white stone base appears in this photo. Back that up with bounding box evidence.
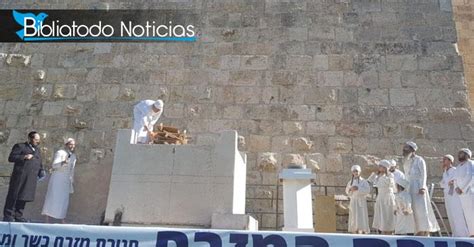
[211,213,258,231]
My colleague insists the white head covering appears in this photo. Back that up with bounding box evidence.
[443,154,454,163]
[397,178,410,189]
[379,159,392,169]
[153,100,164,110]
[351,165,361,172]
[65,138,75,144]
[406,141,418,151]
[390,159,397,167]
[460,148,472,158]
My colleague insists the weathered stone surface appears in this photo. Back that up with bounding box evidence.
[292,137,313,151]
[304,87,337,104]
[282,153,305,168]
[306,121,336,135]
[358,89,389,106]
[258,152,279,172]
[404,124,425,138]
[6,54,31,67]
[282,121,303,134]
[248,135,271,152]
[33,70,46,81]
[53,84,77,99]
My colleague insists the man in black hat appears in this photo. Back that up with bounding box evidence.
[3,131,45,222]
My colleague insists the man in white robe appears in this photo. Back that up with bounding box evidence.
[372,160,396,234]
[42,138,77,223]
[440,154,469,237]
[132,99,163,144]
[402,141,440,236]
[394,178,415,235]
[454,148,474,237]
[345,165,370,234]
[389,159,406,191]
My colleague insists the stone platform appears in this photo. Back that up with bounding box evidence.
[104,129,253,229]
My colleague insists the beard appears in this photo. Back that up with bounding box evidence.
[402,151,412,159]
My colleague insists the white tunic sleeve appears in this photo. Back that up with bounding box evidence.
[357,179,370,195]
[345,180,352,196]
[418,158,428,190]
[461,162,473,193]
[51,150,67,169]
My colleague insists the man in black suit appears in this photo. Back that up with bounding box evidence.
[3,131,45,222]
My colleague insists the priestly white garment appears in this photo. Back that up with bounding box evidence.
[42,149,76,219]
[454,160,474,236]
[440,166,469,237]
[394,190,415,235]
[403,155,440,233]
[372,174,396,232]
[345,177,370,233]
[132,100,163,144]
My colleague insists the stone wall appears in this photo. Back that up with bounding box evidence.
[0,0,473,230]
[453,0,474,110]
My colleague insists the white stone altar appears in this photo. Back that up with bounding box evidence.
[279,168,316,232]
[104,129,256,229]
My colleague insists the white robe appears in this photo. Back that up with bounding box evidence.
[403,155,440,233]
[392,169,406,193]
[392,169,406,185]
[345,177,370,233]
[132,100,162,144]
[372,173,396,232]
[440,166,469,237]
[42,149,76,219]
[454,160,474,236]
[395,190,415,235]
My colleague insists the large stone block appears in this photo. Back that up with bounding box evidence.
[241,55,268,70]
[318,71,344,87]
[53,84,78,99]
[283,121,304,135]
[304,87,337,104]
[358,89,389,106]
[289,105,316,121]
[248,135,271,152]
[389,89,416,106]
[306,121,336,135]
[386,55,417,71]
[318,106,345,123]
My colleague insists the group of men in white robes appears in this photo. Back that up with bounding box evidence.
[440,149,474,237]
[347,141,473,237]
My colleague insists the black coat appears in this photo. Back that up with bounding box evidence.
[7,142,43,202]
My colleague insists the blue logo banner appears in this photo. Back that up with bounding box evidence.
[0,10,198,43]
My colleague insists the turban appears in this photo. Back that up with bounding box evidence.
[379,160,392,169]
[460,148,472,158]
[65,138,75,144]
[154,99,164,110]
[406,141,418,151]
[443,154,454,163]
[351,165,361,172]
[390,159,397,167]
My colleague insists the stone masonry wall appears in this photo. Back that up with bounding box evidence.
[0,0,473,230]
[453,0,474,110]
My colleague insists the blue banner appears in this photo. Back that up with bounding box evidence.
[0,222,473,246]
